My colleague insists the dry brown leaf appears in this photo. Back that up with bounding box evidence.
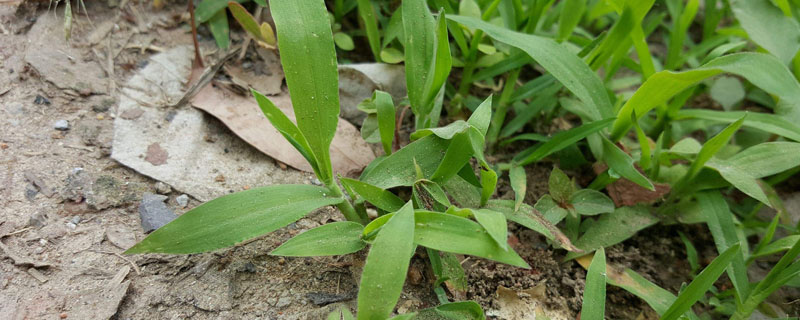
[192,85,375,176]
[594,163,671,207]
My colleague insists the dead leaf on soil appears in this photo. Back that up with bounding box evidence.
[594,163,671,207]
[191,85,375,175]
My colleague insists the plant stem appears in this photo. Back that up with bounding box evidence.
[327,182,367,225]
[455,0,503,100]
[486,68,521,147]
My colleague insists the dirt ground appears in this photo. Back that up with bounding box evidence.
[1,1,776,319]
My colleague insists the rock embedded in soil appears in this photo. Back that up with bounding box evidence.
[54,119,70,131]
[175,194,189,208]
[138,193,178,233]
[154,182,171,194]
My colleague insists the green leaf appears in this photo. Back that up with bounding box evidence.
[569,189,614,216]
[509,165,527,211]
[271,221,366,256]
[678,231,700,273]
[252,90,320,177]
[411,121,469,140]
[487,200,582,253]
[416,301,486,319]
[675,109,800,142]
[611,53,800,140]
[706,142,800,205]
[334,32,355,51]
[431,132,474,183]
[125,185,342,254]
[447,15,613,121]
[414,211,529,268]
[514,118,615,166]
[480,168,497,207]
[196,0,246,23]
[661,244,741,320]
[458,0,481,19]
[208,9,230,49]
[548,167,574,204]
[468,96,493,136]
[328,307,356,320]
[601,137,654,191]
[534,195,569,224]
[271,0,340,184]
[341,178,405,212]
[730,0,800,65]
[357,0,381,61]
[373,91,396,155]
[472,209,509,251]
[599,263,698,319]
[360,135,449,189]
[403,0,452,120]
[709,76,745,110]
[380,47,405,64]
[565,206,658,260]
[675,115,745,192]
[753,235,800,259]
[557,0,586,42]
[580,247,606,320]
[696,191,750,304]
[357,202,415,320]
[228,2,271,44]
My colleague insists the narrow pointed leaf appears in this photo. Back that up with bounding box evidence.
[271,0,340,183]
[509,165,527,211]
[414,211,529,268]
[360,135,449,189]
[252,90,320,175]
[581,247,606,320]
[601,137,654,191]
[515,118,615,166]
[661,244,741,320]
[473,209,510,251]
[357,202,415,320]
[271,221,366,256]
[125,185,342,254]
[341,178,405,212]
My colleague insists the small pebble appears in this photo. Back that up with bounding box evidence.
[66,222,77,230]
[34,94,51,105]
[176,194,189,208]
[39,239,47,246]
[310,178,322,186]
[60,312,67,319]
[154,182,171,194]
[70,216,81,224]
[54,120,70,131]
[96,114,105,120]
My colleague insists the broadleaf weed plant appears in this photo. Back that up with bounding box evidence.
[128,0,800,318]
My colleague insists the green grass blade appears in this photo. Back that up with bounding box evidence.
[472,209,510,251]
[557,0,586,42]
[514,118,615,166]
[565,206,658,260]
[196,0,246,23]
[611,53,800,140]
[431,132,474,183]
[569,189,614,216]
[360,135,449,189]
[675,116,745,193]
[661,244,741,320]
[125,185,342,254]
[676,109,800,142]
[357,202,415,320]
[696,191,751,304]
[356,0,381,61]
[208,9,230,49]
[665,0,699,69]
[403,0,436,118]
[271,221,366,256]
[447,14,613,121]
[509,164,527,211]
[252,90,320,176]
[480,168,497,207]
[678,231,700,274]
[271,0,340,183]
[731,0,800,65]
[468,96,493,136]
[374,91,396,155]
[414,211,529,268]
[601,137,654,191]
[580,247,606,320]
[421,12,453,113]
[341,178,405,212]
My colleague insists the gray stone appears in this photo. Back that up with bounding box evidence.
[28,211,49,228]
[138,193,177,233]
[70,216,81,225]
[54,119,70,131]
[66,222,77,230]
[176,194,189,208]
[154,182,171,194]
[276,296,292,309]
